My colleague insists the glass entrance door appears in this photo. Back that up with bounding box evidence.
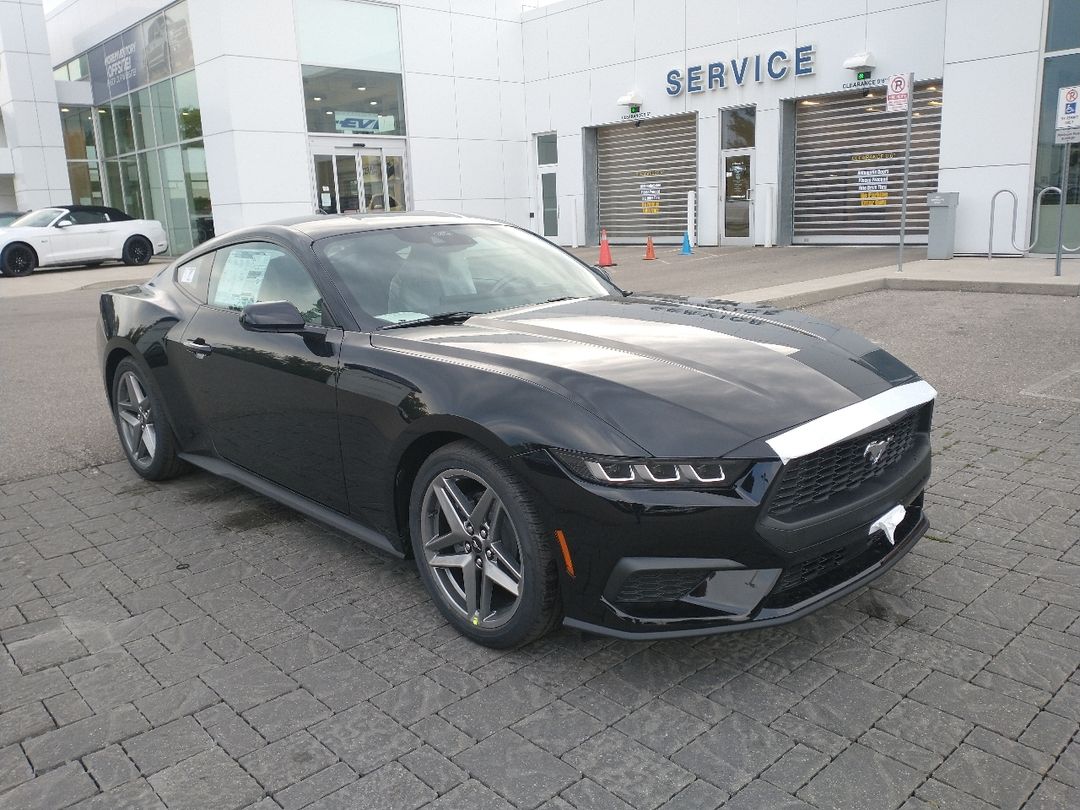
[312,147,407,214]
[722,151,754,244]
[538,169,558,238]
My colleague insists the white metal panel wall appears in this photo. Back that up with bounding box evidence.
[793,84,943,243]
[596,114,696,243]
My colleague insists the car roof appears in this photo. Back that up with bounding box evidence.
[186,211,508,255]
[57,205,133,221]
[284,211,501,239]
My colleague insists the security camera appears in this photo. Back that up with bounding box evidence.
[842,52,876,72]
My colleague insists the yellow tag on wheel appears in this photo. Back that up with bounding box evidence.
[471,615,479,625]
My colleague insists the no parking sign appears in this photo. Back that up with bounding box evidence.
[886,74,910,113]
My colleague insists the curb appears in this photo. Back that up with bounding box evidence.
[742,274,1080,308]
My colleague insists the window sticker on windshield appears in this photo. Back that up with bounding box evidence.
[213,248,277,309]
[178,264,197,284]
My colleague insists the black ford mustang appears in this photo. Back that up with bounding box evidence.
[98,213,935,647]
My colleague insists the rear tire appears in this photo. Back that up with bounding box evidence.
[111,358,187,480]
[1,243,37,277]
[409,441,560,648]
[122,236,153,266]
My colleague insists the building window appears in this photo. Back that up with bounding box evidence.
[536,134,558,238]
[1047,0,1080,52]
[1032,0,1080,252]
[302,66,406,136]
[56,2,211,253]
[722,107,756,149]
[537,134,558,166]
[53,54,89,82]
[296,0,401,73]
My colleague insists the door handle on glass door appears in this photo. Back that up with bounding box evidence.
[182,338,213,357]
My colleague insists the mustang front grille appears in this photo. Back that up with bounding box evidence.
[768,409,920,518]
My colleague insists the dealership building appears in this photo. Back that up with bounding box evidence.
[0,0,1076,256]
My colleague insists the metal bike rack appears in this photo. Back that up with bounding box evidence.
[989,187,1080,259]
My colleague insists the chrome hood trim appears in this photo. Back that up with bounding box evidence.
[766,380,937,464]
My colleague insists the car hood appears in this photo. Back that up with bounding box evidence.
[371,295,921,457]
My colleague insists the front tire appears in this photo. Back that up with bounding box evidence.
[122,236,153,266]
[111,358,186,480]
[1,243,37,277]
[409,441,560,648]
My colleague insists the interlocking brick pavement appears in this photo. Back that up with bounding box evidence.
[1,394,1078,809]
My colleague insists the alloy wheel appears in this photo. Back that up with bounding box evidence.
[115,371,157,467]
[420,469,524,629]
[129,240,150,264]
[6,246,33,275]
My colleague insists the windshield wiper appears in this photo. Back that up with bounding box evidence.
[379,311,478,330]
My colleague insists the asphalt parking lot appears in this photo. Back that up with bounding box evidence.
[1,275,1078,809]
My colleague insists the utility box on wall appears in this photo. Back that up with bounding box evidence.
[926,192,959,259]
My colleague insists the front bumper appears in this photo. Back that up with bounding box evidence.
[514,436,930,640]
[565,506,927,640]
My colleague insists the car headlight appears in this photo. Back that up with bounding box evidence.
[549,449,752,488]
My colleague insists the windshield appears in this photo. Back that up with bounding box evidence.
[314,223,615,326]
[11,209,65,228]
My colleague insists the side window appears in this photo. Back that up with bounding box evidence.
[175,252,214,302]
[70,210,108,224]
[208,242,327,326]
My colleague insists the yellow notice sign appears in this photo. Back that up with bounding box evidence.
[641,201,661,214]
[860,191,888,206]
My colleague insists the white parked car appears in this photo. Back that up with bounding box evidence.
[0,205,168,277]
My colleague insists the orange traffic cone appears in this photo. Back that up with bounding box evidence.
[597,229,616,267]
[643,237,656,260]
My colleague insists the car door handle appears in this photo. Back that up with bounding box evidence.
[182,338,213,357]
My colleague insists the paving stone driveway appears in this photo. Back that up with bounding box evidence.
[1,395,1078,810]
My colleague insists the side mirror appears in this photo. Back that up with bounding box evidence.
[55,219,73,229]
[239,300,307,333]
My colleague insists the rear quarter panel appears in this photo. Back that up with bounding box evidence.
[98,281,201,447]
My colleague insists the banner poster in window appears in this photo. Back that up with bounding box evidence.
[335,113,396,134]
[88,29,142,103]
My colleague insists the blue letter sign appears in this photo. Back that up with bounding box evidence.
[665,44,814,97]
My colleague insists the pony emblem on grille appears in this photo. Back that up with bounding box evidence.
[864,438,892,466]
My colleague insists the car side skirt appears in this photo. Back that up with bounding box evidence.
[178,452,404,559]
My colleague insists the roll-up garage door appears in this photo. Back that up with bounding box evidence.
[793,83,943,243]
[596,114,697,243]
